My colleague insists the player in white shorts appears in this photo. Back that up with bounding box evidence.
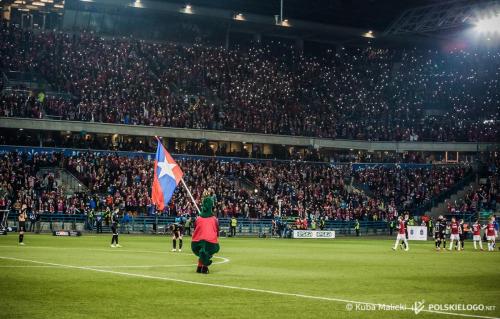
[392,216,409,251]
[448,217,461,251]
[485,218,497,251]
[471,219,484,251]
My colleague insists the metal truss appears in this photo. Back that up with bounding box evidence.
[384,0,500,36]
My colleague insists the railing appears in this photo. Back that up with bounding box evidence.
[3,70,52,91]
[4,213,395,236]
[59,169,89,194]
[0,87,74,100]
[443,210,497,224]
[2,118,499,152]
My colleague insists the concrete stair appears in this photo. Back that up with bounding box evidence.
[430,180,476,217]
[37,167,89,195]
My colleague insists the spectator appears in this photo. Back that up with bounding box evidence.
[0,23,497,142]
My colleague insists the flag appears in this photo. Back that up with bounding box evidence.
[151,140,184,211]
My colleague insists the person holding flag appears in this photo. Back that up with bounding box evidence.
[151,138,220,271]
[191,188,220,274]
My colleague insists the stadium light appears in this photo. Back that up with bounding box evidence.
[475,14,500,33]
[234,13,245,21]
[130,0,143,8]
[280,19,291,27]
[182,4,193,14]
[362,30,375,38]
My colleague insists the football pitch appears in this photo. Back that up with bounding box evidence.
[0,234,499,319]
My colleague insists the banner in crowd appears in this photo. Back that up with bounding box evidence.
[352,163,433,171]
[292,230,336,239]
[0,145,153,160]
[408,226,427,240]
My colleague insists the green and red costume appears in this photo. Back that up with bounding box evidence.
[191,196,220,274]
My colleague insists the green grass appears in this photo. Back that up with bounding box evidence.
[0,234,499,319]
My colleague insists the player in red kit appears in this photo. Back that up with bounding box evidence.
[448,217,461,251]
[392,216,408,251]
[486,217,497,252]
[472,219,484,251]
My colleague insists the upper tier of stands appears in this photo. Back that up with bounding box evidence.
[1,23,498,142]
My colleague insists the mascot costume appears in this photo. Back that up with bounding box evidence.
[191,189,220,274]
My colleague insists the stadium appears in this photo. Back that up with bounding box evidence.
[0,0,499,318]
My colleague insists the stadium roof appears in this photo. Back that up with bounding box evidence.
[57,0,500,46]
[162,0,436,31]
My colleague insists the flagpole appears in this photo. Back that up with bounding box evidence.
[181,177,201,214]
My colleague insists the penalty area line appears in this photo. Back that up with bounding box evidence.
[0,256,497,319]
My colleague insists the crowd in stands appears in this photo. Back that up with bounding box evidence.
[1,23,498,142]
[240,162,394,220]
[0,152,89,215]
[1,150,494,222]
[446,158,499,215]
[353,166,471,212]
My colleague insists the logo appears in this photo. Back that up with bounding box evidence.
[413,300,425,315]
[346,300,495,315]
[316,231,335,238]
[293,230,335,239]
[296,231,313,238]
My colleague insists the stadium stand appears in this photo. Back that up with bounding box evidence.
[1,22,498,142]
[1,150,495,222]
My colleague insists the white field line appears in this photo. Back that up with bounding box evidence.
[0,264,204,268]
[84,264,204,268]
[0,256,498,319]
[0,245,230,266]
[0,265,62,268]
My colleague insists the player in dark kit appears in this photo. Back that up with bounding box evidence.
[169,222,184,252]
[110,210,121,248]
[434,216,447,251]
[433,217,441,250]
[400,214,409,250]
[18,204,27,245]
[441,216,448,249]
[458,219,467,250]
